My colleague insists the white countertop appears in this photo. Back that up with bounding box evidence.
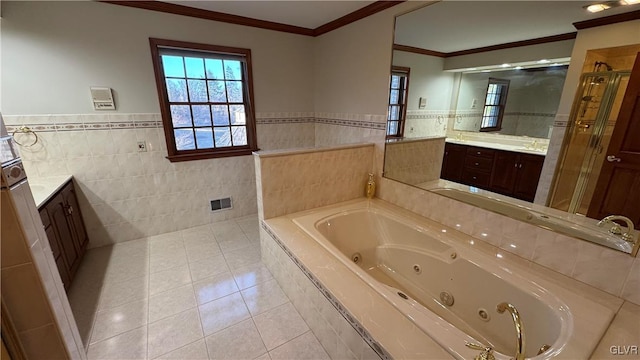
[28,175,73,208]
[445,138,548,156]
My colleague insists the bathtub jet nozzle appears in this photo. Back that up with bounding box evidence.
[351,252,362,264]
[440,291,454,306]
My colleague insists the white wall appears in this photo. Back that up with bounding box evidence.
[443,39,575,71]
[1,1,314,115]
[313,3,424,116]
[312,1,426,169]
[391,50,454,111]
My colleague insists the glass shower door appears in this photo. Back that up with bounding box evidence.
[550,72,630,214]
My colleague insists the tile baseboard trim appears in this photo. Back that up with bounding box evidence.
[261,222,392,360]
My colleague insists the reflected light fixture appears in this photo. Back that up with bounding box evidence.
[586,3,611,12]
[585,0,639,12]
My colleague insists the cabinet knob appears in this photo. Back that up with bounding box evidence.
[65,204,73,216]
[477,151,481,155]
[475,162,479,166]
[472,176,477,180]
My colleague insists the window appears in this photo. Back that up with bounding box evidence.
[149,38,258,162]
[480,78,510,132]
[387,67,410,138]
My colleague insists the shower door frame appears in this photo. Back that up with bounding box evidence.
[549,71,630,214]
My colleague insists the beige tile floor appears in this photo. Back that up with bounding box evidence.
[68,215,330,360]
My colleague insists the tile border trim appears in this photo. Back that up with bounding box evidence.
[260,221,393,360]
[314,117,386,130]
[5,113,386,132]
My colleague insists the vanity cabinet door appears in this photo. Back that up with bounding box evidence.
[45,224,71,289]
[38,179,89,291]
[47,193,81,279]
[441,143,466,181]
[513,154,545,202]
[489,151,519,195]
[62,183,89,253]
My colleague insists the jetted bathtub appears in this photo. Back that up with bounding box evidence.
[292,200,585,360]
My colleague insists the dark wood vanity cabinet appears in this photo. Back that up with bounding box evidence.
[441,142,545,202]
[511,154,545,201]
[39,180,88,291]
[441,143,466,182]
[461,146,495,188]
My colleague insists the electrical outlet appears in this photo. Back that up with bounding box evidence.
[137,141,147,152]
[471,99,478,109]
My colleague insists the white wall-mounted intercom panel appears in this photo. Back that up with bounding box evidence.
[90,87,116,110]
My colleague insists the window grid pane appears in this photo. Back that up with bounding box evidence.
[481,78,509,131]
[387,70,409,137]
[161,51,250,152]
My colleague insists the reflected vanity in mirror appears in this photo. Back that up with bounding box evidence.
[383,1,640,255]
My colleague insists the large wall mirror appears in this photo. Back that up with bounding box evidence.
[383,1,640,255]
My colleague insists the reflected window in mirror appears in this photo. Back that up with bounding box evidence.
[480,78,510,132]
[387,66,410,139]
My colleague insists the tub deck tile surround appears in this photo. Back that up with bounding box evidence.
[377,177,640,305]
[590,301,640,359]
[261,214,455,359]
[254,143,375,220]
[260,198,627,360]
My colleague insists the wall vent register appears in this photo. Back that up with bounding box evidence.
[210,197,232,212]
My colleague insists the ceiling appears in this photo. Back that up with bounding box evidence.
[165,1,376,29]
[395,1,640,53]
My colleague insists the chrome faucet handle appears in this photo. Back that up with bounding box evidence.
[465,342,495,360]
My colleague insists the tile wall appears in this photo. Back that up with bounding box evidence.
[535,114,570,204]
[502,112,555,138]
[377,177,640,306]
[314,113,386,147]
[260,227,383,360]
[404,110,449,138]
[383,137,445,186]
[452,110,555,138]
[4,114,259,248]
[255,144,375,220]
[255,112,316,150]
[5,112,382,248]
[2,185,86,359]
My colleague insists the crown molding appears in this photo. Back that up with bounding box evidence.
[313,1,405,36]
[101,1,406,37]
[394,32,577,58]
[573,9,640,30]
